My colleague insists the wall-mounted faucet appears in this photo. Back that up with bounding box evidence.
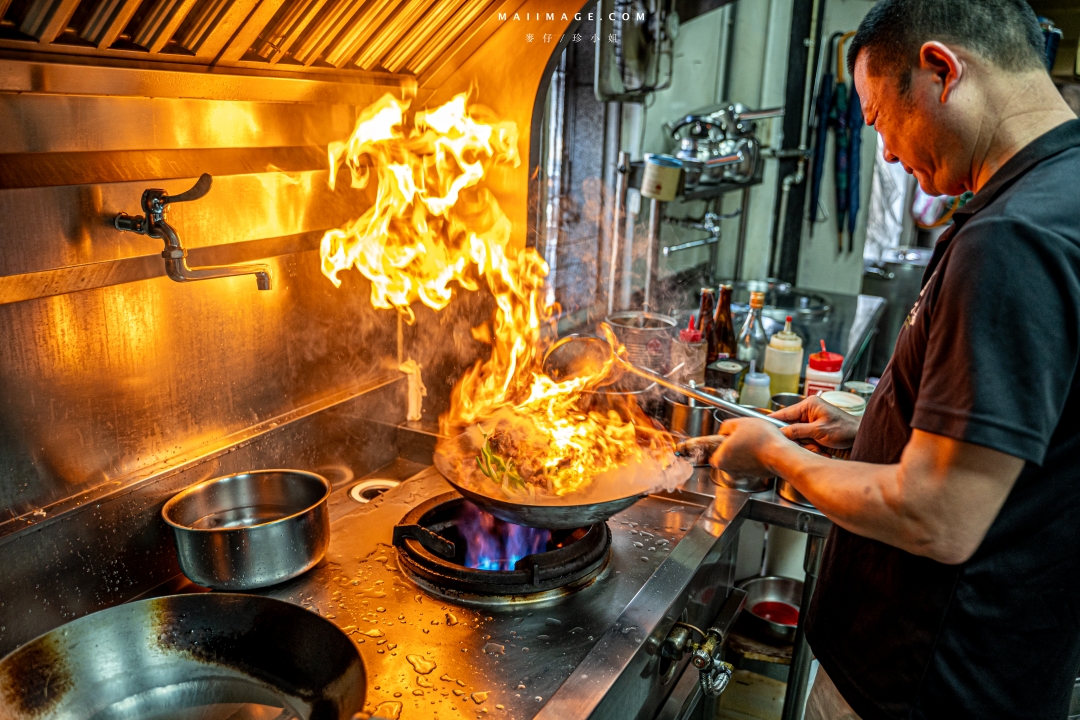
[114,174,272,290]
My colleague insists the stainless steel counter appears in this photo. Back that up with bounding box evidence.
[243,466,728,719]
[257,462,831,720]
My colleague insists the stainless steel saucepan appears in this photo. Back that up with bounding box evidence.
[162,469,331,590]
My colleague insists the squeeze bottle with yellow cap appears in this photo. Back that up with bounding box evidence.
[764,315,804,395]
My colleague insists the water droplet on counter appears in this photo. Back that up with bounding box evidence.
[407,654,437,674]
[648,547,656,552]
[393,692,402,698]
[569,627,584,633]
[456,680,466,687]
[535,696,543,702]
[633,541,643,548]
[415,594,423,603]
[640,556,649,562]
[412,689,424,696]
[453,689,464,696]
[377,639,386,645]
[445,612,459,626]
[496,704,505,710]
[544,618,562,627]
[536,635,549,641]
[517,684,526,690]
[440,674,454,682]
[377,606,386,612]
[363,628,385,637]
[471,691,489,704]
[372,701,402,719]
[521,647,529,652]
[483,643,505,655]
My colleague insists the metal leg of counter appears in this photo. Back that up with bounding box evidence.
[780,534,825,720]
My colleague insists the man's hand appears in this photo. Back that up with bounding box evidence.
[710,418,790,478]
[770,396,860,449]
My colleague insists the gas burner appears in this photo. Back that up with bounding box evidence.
[393,492,610,604]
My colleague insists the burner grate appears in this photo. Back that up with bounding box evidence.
[393,492,610,602]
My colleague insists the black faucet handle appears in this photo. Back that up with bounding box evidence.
[166,173,213,204]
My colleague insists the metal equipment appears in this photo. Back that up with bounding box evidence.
[162,469,331,590]
[0,593,366,720]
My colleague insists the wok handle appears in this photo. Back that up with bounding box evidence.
[619,360,789,429]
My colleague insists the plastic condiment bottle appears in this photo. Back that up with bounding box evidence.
[805,340,844,396]
[764,315,804,395]
[739,361,772,409]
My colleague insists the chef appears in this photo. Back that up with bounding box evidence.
[711,0,1080,718]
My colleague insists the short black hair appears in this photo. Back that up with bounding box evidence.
[847,0,1047,91]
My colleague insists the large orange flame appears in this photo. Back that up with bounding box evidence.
[321,92,675,498]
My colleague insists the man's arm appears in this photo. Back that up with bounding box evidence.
[712,420,1025,565]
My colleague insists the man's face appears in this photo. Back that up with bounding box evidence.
[854,51,970,197]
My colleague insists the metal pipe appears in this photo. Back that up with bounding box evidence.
[734,188,751,281]
[772,156,806,277]
[781,534,826,720]
[644,198,661,308]
[607,150,630,315]
[770,0,824,280]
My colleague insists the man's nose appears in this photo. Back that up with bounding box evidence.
[882,146,900,164]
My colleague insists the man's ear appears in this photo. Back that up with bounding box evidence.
[919,41,964,104]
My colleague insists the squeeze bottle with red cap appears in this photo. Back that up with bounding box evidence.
[804,340,844,396]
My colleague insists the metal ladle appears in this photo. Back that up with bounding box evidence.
[542,333,788,430]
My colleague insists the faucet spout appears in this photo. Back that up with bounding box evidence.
[113,174,273,291]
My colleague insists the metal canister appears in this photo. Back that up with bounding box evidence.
[606,311,677,375]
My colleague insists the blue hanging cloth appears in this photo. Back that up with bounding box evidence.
[847,84,864,250]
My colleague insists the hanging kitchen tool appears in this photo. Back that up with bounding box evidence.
[830,32,857,255]
[808,33,842,238]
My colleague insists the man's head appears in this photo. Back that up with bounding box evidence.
[849,0,1049,196]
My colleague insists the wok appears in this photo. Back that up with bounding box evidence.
[0,593,365,720]
[432,438,646,530]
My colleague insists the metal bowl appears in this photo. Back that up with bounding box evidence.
[709,467,775,493]
[0,593,365,719]
[777,478,814,508]
[162,469,331,590]
[738,576,804,643]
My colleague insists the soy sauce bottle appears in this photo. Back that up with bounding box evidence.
[713,284,736,359]
[697,288,718,363]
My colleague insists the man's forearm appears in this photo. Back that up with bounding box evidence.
[760,431,1022,564]
[763,441,913,550]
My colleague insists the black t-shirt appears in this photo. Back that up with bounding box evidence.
[806,119,1080,720]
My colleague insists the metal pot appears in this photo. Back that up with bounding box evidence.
[664,389,719,440]
[709,467,775,493]
[605,310,677,375]
[777,478,814,507]
[162,469,331,590]
[738,576,803,643]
